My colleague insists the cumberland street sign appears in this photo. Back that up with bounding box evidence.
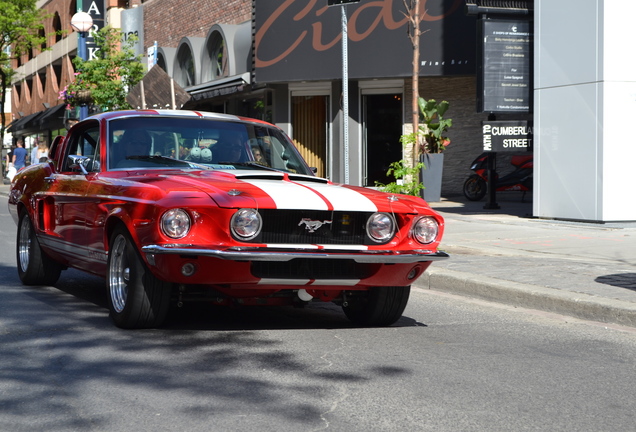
[482,120,533,152]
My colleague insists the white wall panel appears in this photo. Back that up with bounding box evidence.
[602,81,636,220]
[535,0,599,90]
[535,83,600,220]
[535,0,636,221]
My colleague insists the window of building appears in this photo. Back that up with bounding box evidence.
[53,13,62,44]
[176,45,196,87]
[39,28,46,51]
[203,31,228,82]
[38,71,46,96]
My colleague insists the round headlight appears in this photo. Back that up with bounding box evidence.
[366,212,395,243]
[161,209,191,239]
[231,208,262,240]
[413,216,439,244]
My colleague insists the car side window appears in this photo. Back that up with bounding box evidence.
[62,124,100,172]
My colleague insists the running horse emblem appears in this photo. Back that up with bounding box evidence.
[298,218,332,233]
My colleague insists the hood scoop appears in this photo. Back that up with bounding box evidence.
[231,171,329,184]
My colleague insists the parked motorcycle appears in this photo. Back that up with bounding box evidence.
[463,152,533,201]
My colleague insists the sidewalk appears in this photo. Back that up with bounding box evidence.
[418,194,636,328]
[3,178,636,327]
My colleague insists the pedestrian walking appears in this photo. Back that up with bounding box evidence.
[30,139,39,165]
[12,139,27,170]
[33,140,49,163]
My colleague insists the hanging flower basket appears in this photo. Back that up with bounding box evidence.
[75,89,93,105]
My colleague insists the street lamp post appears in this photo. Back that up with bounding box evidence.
[327,0,360,185]
[70,11,93,121]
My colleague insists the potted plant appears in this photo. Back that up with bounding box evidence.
[417,97,452,202]
[377,97,452,201]
[375,159,424,196]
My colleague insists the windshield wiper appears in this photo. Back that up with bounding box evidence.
[218,161,283,172]
[125,155,213,169]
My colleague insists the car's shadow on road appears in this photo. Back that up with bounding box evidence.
[50,269,427,331]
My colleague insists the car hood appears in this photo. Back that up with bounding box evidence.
[123,169,428,213]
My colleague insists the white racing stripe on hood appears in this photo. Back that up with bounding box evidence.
[244,179,379,211]
[243,179,328,209]
[296,181,378,212]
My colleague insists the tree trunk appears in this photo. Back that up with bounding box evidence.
[0,67,6,158]
[411,0,420,168]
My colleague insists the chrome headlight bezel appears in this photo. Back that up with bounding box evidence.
[366,212,396,243]
[160,208,191,239]
[412,216,439,244]
[231,208,262,240]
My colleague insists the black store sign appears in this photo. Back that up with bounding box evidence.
[481,20,531,113]
[482,120,533,152]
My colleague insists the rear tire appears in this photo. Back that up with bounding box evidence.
[343,286,410,326]
[106,226,171,329]
[16,212,62,286]
[463,175,487,201]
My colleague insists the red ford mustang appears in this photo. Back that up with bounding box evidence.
[9,110,448,328]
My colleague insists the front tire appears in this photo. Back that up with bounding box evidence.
[17,212,62,286]
[463,175,487,201]
[107,226,171,329]
[343,286,410,326]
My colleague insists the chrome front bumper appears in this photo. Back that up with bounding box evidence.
[141,245,450,264]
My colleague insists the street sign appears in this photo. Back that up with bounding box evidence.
[482,120,533,152]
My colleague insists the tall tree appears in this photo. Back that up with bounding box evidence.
[402,0,426,166]
[67,26,145,112]
[0,0,48,147]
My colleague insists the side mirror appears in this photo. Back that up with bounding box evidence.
[67,154,91,175]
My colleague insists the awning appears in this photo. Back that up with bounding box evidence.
[7,104,67,134]
[7,111,44,133]
[37,103,67,127]
[465,0,533,15]
[187,72,251,102]
[126,65,192,110]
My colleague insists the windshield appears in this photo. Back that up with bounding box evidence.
[106,116,313,175]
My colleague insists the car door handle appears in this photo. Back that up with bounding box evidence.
[44,176,56,183]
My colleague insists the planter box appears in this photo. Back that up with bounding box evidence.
[420,153,444,202]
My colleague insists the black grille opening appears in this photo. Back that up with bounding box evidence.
[252,210,372,245]
[251,259,378,279]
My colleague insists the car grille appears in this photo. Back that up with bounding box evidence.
[253,210,373,245]
[251,259,379,279]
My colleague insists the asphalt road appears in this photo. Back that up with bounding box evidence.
[2,197,636,431]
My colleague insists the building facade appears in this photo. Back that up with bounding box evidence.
[10,0,510,200]
[138,0,486,194]
[8,0,127,156]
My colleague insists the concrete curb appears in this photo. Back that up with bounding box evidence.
[416,267,636,328]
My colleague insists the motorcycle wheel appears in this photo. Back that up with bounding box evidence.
[463,175,487,201]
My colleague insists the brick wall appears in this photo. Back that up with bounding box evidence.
[12,0,77,119]
[143,0,252,50]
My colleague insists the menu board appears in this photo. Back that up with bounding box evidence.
[481,20,531,113]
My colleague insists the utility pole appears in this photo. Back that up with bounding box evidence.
[328,0,360,184]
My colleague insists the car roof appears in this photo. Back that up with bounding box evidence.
[87,109,272,127]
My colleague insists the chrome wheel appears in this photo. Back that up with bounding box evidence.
[106,226,172,329]
[108,234,129,313]
[16,212,62,286]
[18,215,32,273]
